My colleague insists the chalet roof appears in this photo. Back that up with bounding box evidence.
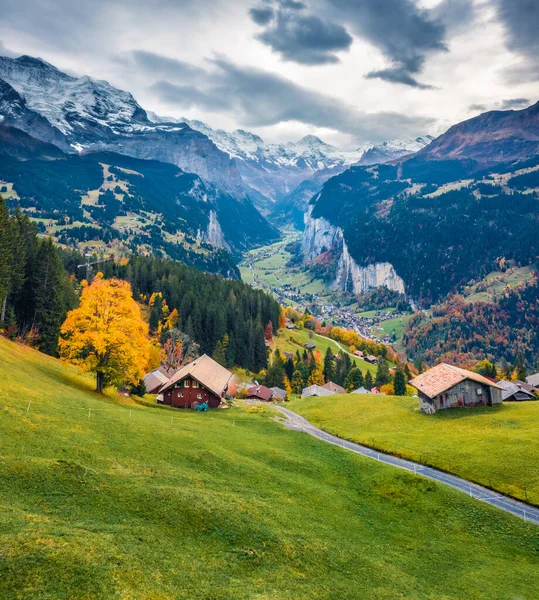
[270,387,287,398]
[143,369,170,394]
[160,355,232,398]
[246,385,273,401]
[283,352,295,360]
[301,385,333,399]
[526,373,539,388]
[352,387,369,394]
[497,380,535,401]
[304,342,316,349]
[410,363,502,399]
[322,381,346,394]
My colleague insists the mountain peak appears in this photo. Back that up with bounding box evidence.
[296,135,328,147]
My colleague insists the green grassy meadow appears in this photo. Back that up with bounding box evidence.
[290,393,539,506]
[1,337,539,598]
[273,328,379,374]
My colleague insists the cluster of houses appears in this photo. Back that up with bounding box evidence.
[143,354,538,416]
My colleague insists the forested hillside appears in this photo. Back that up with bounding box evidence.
[0,125,278,278]
[310,156,539,305]
[404,274,539,368]
[1,195,279,372]
[99,256,280,372]
[0,198,76,354]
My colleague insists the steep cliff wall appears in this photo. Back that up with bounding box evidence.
[303,206,406,296]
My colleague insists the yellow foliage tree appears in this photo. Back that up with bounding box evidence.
[59,274,150,393]
[307,367,325,387]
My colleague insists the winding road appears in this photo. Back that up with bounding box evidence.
[272,405,539,526]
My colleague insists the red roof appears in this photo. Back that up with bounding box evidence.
[322,381,346,394]
[246,385,273,402]
[410,363,502,399]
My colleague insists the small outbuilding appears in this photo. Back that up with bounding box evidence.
[301,384,334,399]
[143,367,172,394]
[304,342,317,350]
[498,380,536,402]
[352,386,369,395]
[270,387,287,401]
[245,385,274,402]
[322,381,346,394]
[410,363,503,414]
[364,355,378,364]
[526,373,539,391]
[160,355,232,409]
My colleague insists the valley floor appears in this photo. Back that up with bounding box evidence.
[1,337,539,599]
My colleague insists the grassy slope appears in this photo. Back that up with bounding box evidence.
[289,394,539,506]
[1,338,539,599]
[274,328,379,374]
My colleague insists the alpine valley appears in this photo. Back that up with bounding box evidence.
[1,52,539,366]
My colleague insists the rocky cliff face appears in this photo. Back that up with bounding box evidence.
[334,241,405,296]
[199,210,228,251]
[302,206,406,296]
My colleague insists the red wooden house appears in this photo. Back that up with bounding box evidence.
[159,355,232,409]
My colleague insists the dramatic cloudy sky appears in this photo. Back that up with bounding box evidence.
[1,0,538,147]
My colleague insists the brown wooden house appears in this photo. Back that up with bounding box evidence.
[159,355,232,409]
[410,363,502,414]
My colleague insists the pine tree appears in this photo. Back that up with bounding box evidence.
[404,363,412,382]
[365,370,374,390]
[285,358,294,381]
[265,348,286,388]
[0,196,13,324]
[32,238,71,355]
[394,370,407,396]
[323,346,335,383]
[375,358,391,388]
[344,367,364,392]
[226,332,236,368]
[212,334,228,366]
[514,353,527,381]
[291,370,304,394]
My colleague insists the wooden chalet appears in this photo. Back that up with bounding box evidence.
[410,363,502,414]
[304,342,316,350]
[159,355,232,409]
[498,380,536,402]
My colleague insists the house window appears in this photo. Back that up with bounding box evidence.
[183,380,190,388]
[197,393,203,400]
[192,380,198,388]
[179,392,184,398]
[476,388,483,396]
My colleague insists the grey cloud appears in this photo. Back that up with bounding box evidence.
[468,103,487,112]
[250,0,352,65]
[324,0,448,87]
[431,0,476,33]
[496,0,539,84]
[496,0,539,57]
[365,67,435,90]
[500,98,530,110]
[148,54,433,142]
[131,50,206,81]
[249,6,274,24]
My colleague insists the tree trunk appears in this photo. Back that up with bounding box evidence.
[96,371,104,394]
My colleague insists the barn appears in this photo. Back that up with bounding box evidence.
[159,355,232,409]
[410,363,503,414]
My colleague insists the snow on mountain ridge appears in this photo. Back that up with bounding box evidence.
[0,55,148,137]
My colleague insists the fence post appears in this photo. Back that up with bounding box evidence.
[26,401,32,413]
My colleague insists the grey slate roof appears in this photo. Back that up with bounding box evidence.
[301,385,333,399]
[526,373,539,388]
[497,379,536,401]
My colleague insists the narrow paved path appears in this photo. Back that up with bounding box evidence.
[273,405,539,526]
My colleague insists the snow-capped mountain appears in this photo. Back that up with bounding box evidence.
[148,113,432,206]
[0,55,248,200]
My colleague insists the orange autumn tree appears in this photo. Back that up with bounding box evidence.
[59,274,150,393]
